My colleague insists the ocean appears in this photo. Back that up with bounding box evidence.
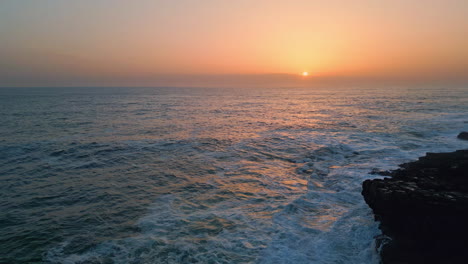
[1,86,467,263]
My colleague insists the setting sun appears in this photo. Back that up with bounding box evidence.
[1,1,468,263]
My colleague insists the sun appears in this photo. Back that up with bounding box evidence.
[302,71,309,77]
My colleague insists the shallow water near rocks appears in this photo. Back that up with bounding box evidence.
[1,86,467,263]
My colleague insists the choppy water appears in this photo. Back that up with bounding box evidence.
[1,86,467,264]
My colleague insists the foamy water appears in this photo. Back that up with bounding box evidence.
[1,86,467,263]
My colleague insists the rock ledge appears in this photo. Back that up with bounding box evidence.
[362,149,468,264]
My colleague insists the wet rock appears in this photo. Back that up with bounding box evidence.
[457,132,468,140]
[362,149,468,264]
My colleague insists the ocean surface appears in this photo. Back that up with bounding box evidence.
[1,86,467,264]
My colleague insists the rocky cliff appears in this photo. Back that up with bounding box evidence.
[362,149,468,264]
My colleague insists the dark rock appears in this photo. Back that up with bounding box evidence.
[362,149,468,264]
[457,132,468,140]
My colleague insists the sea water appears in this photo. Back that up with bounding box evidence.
[1,86,467,263]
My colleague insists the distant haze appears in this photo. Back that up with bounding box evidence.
[1,0,467,87]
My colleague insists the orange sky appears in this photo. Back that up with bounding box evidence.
[1,0,467,87]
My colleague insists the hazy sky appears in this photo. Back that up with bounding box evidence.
[1,0,467,87]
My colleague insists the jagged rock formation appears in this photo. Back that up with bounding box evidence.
[362,149,468,264]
